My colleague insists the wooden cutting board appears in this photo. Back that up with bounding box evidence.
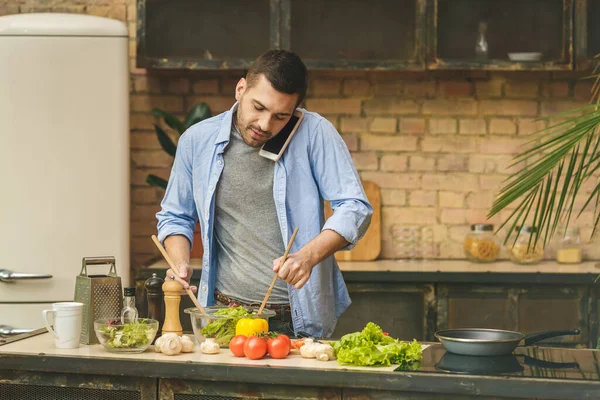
[324,180,381,261]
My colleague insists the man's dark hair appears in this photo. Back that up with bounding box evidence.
[246,50,308,107]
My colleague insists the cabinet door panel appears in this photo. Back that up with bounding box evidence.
[333,283,433,341]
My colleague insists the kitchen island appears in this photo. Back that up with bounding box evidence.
[0,331,599,400]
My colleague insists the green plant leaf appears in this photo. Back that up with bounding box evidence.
[489,94,600,248]
[152,108,185,134]
[146,174,168,190]
[154,124,177,157]
[184,103,212,131]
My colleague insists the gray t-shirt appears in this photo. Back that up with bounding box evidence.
[214,122,288,304]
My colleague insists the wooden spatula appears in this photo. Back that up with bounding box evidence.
[151,235,206,315]
[258,227,299,315]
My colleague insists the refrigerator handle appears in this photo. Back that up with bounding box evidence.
[0,269,52,282]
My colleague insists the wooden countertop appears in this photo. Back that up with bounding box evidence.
[0,332,425,373]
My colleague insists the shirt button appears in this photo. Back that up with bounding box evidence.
[205,211,209,218]
[217,160,223,166]
[209,185,214,191]
[202,285,207,292]
[203,261,208,266]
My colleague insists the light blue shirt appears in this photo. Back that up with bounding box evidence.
[157,104,372,337]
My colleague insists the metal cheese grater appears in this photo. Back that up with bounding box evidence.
[74,256,123,344]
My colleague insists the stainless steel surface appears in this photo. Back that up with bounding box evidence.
[74,256,122,345]
[0,325,34,336]
[0,327,46,346]
[0,269,52,282]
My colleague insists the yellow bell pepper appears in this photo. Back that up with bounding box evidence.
[235,317,268,336]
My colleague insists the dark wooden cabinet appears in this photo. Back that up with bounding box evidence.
[427,0,574,70]
[437,284,594,346]
[160,380,341,400]
[289,0,427,69]
[137,0,590,71]
[575,0,600,70]
[332,283,435,341]
[137,0,427,70]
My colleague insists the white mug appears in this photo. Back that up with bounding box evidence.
[42,302,83,349]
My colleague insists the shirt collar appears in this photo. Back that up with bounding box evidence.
[215,102,239,146]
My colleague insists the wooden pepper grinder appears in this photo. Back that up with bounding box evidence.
[145,273,164,341]
[161,276,183,336]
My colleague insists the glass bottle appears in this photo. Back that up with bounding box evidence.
[475,22,488,61]
[509,226,544,265]
[464,224,500,263]
[555,226,583,264]
[121,287,139,324]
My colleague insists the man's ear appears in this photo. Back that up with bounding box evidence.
[235,78,247,101]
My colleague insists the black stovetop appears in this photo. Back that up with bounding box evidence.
[403,345,600,381]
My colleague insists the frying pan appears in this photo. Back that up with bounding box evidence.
[434,328,581,356]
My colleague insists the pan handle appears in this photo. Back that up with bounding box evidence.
[523,329,581,346]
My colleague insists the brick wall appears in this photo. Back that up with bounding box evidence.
[4,1,599,268]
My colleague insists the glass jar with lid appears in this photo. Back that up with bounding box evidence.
[464,224,500,263]
[555,226,583,264]
[508,226,545,265]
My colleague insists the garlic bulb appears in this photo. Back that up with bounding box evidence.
[200,338,220,354]
[181,335,195,353]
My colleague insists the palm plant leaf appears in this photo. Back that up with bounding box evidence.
[152,108,185,134]
[488,89,600,248]
[184,103,212,130]
[146,174,168,190]
[154,124,177,157]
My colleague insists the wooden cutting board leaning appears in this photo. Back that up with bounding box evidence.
[324,180,381,261]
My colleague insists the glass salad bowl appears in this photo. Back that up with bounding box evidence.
[94,318,158,353]
[185,306,276,347]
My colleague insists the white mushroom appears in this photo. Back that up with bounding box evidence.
[299,338,335,361]
[199,338,220,354]
[160,334,183,356]
[313,343,335,361]
[180,335,195,353]
[154,335,164,353]
[300,338,317,358]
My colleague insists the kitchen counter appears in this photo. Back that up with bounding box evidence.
[143,258,600,284]
[1,331,599,399]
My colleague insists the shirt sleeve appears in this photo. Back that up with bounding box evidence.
[156,131,198,248]
[309,118,373,250]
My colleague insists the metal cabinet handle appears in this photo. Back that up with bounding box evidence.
[0,269,52,282]
[0,325,34,336]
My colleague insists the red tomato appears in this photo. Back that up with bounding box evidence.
[244,336,268,360]
[267,335,291,359]
[229,335,247,357]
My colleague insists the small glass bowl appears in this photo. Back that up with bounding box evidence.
[94,318,158,353]
[185,306,276,347]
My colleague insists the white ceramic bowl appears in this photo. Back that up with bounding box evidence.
[508,52,543,62]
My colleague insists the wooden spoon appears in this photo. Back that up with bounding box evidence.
[258,227,299,315]
[151,235,206,315]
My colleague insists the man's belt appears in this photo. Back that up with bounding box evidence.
[214,290,292,322]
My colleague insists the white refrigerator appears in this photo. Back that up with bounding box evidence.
[0,13,130,336]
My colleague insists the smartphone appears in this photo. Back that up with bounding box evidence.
[259,109,304,161]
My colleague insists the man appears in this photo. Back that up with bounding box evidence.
[156,50,372,338]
